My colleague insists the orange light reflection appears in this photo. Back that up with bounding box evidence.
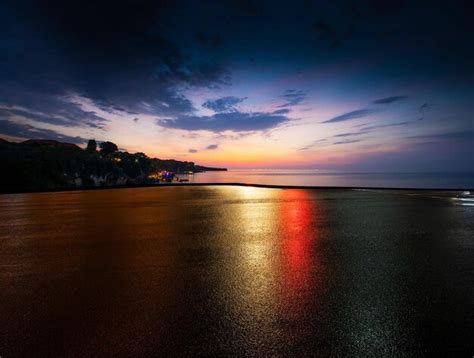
[279,189,323,317]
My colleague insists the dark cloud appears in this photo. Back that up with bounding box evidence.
[0,108,88,128]
[195,32,224,49]
[0,0,231,121]
[0,119,86,144]
[311,5,357,49]
[232,0,263,16]
[370,0,405,15]
[272,108,290,115]
[279,90,306,107]
[188,148,198,153]
[205,144,219,150]
[373,95,408,104]
[419,103,432,112]
[333,131,367,137]
[322,109,379,123]
[298,144,313,151]
[352,122,371,128]
[307,0,474,74]
[0,88,108,129]
[213,132,253,141]
[299,132,367,150]
[312,19,347,48]
[333,139,361,145]
[409,130,474,141]
[202,96,247,113]
[362,117,423,131]
[312,20,333,36]
[298,138,327,151]
[160,110,290,132]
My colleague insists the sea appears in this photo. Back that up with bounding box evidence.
[178,169,474,189]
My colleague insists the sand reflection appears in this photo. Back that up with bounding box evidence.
[278,189,324,319]
[214,187,280,343]
[211,187,326,353]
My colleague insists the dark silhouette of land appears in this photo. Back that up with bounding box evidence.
[0,138,226,193]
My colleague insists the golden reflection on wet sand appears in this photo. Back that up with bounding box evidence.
[0,186,473,356]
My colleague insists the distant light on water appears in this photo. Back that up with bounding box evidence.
[451,193,474,206]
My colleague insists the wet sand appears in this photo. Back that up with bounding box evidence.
[1,186,473,356]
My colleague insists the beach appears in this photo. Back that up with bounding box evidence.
[1,186,473,356]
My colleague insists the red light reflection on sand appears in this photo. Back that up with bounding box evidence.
[279,189,322,316]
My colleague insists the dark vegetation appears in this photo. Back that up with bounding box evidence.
[0,138,226,192]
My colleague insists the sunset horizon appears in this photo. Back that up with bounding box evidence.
[1,1,473,172]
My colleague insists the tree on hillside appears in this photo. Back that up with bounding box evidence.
[99,141,118,156]
[86,139,97,153]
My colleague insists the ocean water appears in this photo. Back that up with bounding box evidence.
[0,186,473,356]
[179,169,474,189]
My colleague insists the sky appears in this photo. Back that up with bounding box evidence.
[0,0,473,170]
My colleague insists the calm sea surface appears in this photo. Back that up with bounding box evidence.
[1,186,473,356]
[179,169,474,189]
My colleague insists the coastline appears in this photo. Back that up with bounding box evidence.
[1,181,472,195]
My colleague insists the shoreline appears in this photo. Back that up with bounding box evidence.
[0,182,472,195]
